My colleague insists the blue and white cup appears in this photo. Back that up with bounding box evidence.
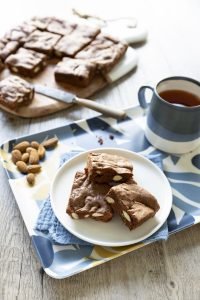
[138,76,200,154]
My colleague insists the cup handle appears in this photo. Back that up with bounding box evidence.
[138,85,154,109]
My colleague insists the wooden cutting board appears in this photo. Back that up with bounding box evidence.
[0,47,138,118]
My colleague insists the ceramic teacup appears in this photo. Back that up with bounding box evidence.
[138,76,200,154]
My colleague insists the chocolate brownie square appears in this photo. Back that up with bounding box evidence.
[0,75,34,109]
[73,23,100,39]
[5,48,47,77]
[4,27,27,43]
[105,183,160,230]
[0,40,19,61]
[24,30,61,55]
[4,22,36,43]
[0,58,4,72]
[66,171,113,222]
[47,18,75,35]
[54,23,100,57]
[54,57,96,87]
[76,34,128,73]
[87,152,133,183]
[20,22,36,33]
[0,40,5,50]
[30,17,52,31]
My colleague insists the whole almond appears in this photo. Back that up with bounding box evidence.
[11,149,22,164]
[14,141,30,152]
[27,164,41,173]
[16,161,28,173]
[31,141,40,149]
[26,147,35,154]
[38,144,45,159]
[21,152,29,163]
[113,175,122,182]
[26,173,35,185]
[42,137,58,149]
[29,149,39,164]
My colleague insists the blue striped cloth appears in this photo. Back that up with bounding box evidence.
[35,153,168,245]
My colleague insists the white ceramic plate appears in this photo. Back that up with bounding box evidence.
[50,148,172,247]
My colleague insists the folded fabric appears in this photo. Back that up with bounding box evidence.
[35,196,91,245]
[35,152,168,245]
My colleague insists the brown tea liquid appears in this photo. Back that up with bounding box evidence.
[159,90,200,107]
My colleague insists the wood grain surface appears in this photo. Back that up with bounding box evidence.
[0,0,200,299]
[0,57,108,118]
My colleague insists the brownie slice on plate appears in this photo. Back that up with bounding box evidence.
[54,57,96,87]
[0,75,34,109]
[105,183,160,230]
[87,152,133,183]
[66,171,113,222]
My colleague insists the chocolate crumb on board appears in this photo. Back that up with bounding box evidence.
[109,134,114,140]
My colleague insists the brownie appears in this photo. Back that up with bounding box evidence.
[76,34,128,73]
[0,75,34,109]
[4,22,36,43]
[0,58,4,72]
[0,40,5,50]
[0,36,8,44]
[5,48,47,77]
[54,23,100,57]
[24,30,61,55]
[30,17,52,31]
[19,22,37,36]
[87,152,133,183]
[47,18,75,35]
[105,183,160,230]
[54,57,96,87]
[4,27,27,43]
[66,171,113,222]
[73,23,100,39]
[0,40,19,61]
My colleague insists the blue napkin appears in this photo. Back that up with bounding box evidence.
[35,152,168,245]
[35,197,91,245]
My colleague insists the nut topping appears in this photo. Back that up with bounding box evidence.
[71,213,79,219]
[122,211,131,222]
[113,175,122,182]
[106,196,115,204]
